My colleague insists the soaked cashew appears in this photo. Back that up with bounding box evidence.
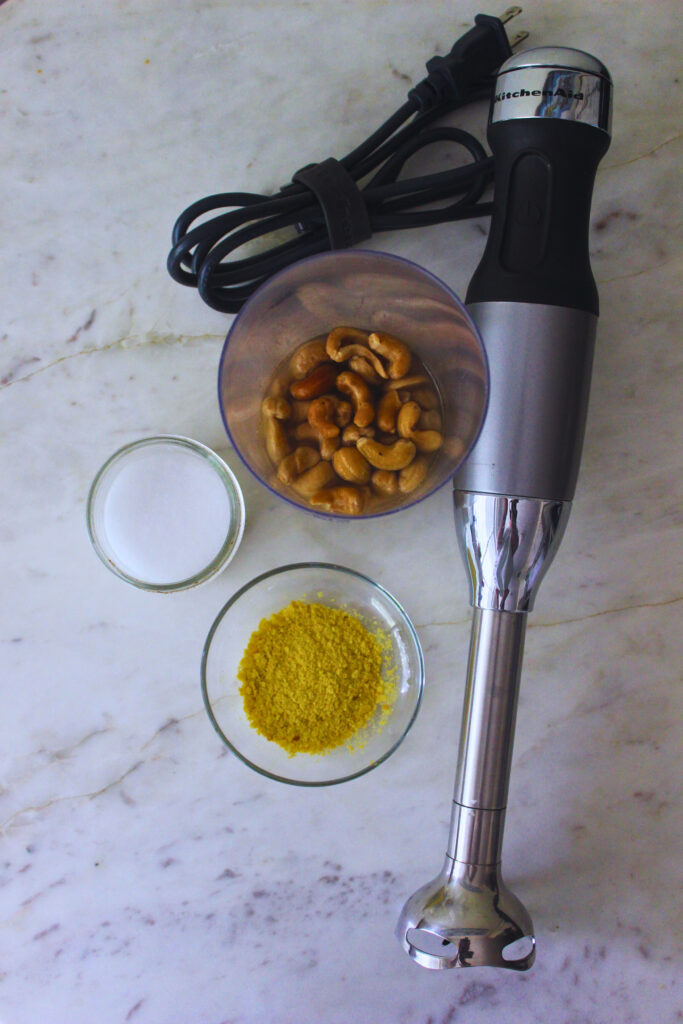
[261,397,292,464]
[326,327,388,378]
[289,337,329,379]
[341,423,376,444]
[336,371,374,428]
[371,469,398,496]
[302,394,352,429]
[397,401,444,452]
[443,436,465,461]
[326,395,353,428]
[290,363,339,400]
[356,436,416,470]
[376,389,402,433]
[412,386,440,410]
[398,455,428,494]
[293,422,318,443]
[348,355,385,386]
[263,419,290,464]
[267,374,290,398]
[293,422,340,460]
[291,461,336,497]
[263,325,445,513]
[309,486,367,516]
[319,436,341,460]
[277,446,321,484]
[418,408,443,431]
[307,396,340,439]
[261,396,292,420]
[368,331,412,379]
[326,325,368,350]
[290,399,312,423]
[384,375,429,391]
[333,446,371,485]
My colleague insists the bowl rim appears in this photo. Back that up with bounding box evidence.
[200,560,425,786]
[86,434,245,592]
[217,247,489,520]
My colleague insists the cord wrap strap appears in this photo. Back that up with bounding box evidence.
[292,157,372,249]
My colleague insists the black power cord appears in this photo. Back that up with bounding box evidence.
[167,8,527,314]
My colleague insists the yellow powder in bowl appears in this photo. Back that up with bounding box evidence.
[237,600,394,755]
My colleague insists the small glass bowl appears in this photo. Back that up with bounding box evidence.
[201,563,424,786]
[87,436,245,592]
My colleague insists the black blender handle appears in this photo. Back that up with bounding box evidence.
[466,50,612,315]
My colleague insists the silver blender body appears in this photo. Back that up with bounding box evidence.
[398,47,613,970]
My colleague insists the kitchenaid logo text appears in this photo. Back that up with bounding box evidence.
[494,87,584,102]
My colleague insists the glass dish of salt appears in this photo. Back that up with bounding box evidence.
[87,436,245,591]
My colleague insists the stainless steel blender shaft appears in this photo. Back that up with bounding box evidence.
[398,47,612,970]
[398,494,570,969]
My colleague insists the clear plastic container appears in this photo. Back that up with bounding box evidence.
[218,249,488,518]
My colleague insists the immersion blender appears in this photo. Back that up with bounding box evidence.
[397,47,613,970]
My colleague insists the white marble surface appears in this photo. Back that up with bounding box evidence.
[1,0,682,1021]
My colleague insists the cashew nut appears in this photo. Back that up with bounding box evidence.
[319,436,341,460]
[289,336,330,379]
[267,374,290,398]
[263,324,443,512]
[384,374,429,391]
[290,460,336,497]
[356,436,416,470]
[277,446,321,484]
[302,394,352,429]
[290,399,312,423]
[418,408,443,431]
[326,325,368,349]
[327,395,353,428]
[293,422,340,460]
[376,389,402,433]
[371,469,398,496]
[443,436,466,461]
[332,446,371,485]
[398,455,428,494]
[349,355,385,386]
[309,486,367,516]
[335,371,374,428]
[397,401,443,452]
[412,386,440,410]
[326,327,388,378]
[262,397,292,464]
[368,331,412,379]
[341,423,376,444]
[261,396,292,420]
[263,419,290,464]
[307,396,340,439]
[289,362,339,400]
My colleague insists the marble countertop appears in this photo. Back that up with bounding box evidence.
[2,1,681,1021]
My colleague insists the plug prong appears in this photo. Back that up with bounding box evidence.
[499,5,522,23]
[509,29,529,48]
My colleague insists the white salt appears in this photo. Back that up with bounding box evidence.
[102,445,233,584]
